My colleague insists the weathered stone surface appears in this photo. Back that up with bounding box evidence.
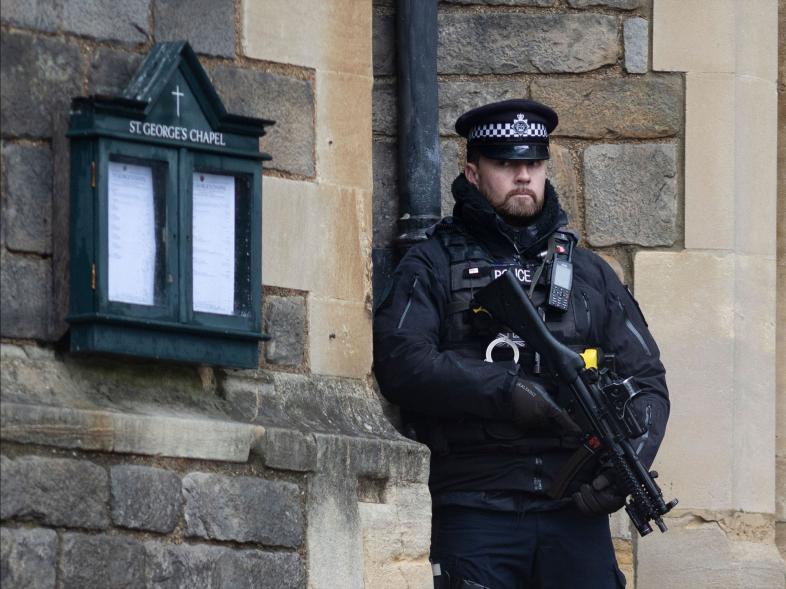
[213,548,304,589]
[373,78,397,136]
[438,79,529,136]
[88,48,144,95]
[145,542,304,589]
[444,0,555,5]
[61,533,146,589]
[624,17,649,74]
[359,484,433,587]
[568,0,644,8]
[111,465,181,533]
[0,33,82,138]
[547,143,580,231]
[154,0,235,58]
[373,13,396,76]
[62,0,149,44]
[210,67,315,177]
[438,13,619,74]
[0,527,57,589]
[264,295,306,366]
[256,426,318,472]
[0,0,61,31]
[372,140,398,248]
[584,143,677,246]
[440,138,461,217]
[0,252,50,339]
[183,472,304,547]
[531,76,682,139]
[0,455,109,529]
[2,143,52,254]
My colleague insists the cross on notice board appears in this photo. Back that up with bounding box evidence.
[171,85,184,118]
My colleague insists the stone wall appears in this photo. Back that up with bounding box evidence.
[777,0,786,563]
[372,0,680,584]
[1,1,433,587]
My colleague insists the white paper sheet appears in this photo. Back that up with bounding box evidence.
[108,162,156,305]
[192,172,235,315]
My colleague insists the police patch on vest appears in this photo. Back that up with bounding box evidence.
[492,264,533,284]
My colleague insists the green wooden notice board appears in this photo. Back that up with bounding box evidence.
[66,41,273,368]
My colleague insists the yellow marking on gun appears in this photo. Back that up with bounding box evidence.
[581,348,599,369]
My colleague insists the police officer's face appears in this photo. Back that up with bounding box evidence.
[465,155,547,224]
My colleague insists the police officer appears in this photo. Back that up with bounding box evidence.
[373,99,670,589]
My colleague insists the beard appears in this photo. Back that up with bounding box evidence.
[494,189,545,226]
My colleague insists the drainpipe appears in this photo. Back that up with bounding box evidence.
[395,0,441,252]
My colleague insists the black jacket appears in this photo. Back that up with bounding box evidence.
[373,175,670,496]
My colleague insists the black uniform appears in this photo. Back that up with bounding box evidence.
[373,174,670,588]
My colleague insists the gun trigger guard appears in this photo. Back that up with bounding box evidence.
[484,336,520,364]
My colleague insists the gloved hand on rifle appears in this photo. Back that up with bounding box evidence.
[573,471,626,515]
[511,377,581,434]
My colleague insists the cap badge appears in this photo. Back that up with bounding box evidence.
[513,114,529,136]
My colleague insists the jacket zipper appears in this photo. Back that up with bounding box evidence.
[615,298,651,355]
[634,404,653,455]
[581,290,591,332]
[397,276,419,329]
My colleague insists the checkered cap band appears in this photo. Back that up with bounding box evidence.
[469,121,548,140]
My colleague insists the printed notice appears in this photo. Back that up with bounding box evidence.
[192,172,235,315]
[108,162,156,305]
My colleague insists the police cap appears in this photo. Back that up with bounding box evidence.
[455,99,558,161]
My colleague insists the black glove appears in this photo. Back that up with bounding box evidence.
[573,472,626,515]
[510,377,580,433]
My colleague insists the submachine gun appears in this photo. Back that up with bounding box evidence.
[473,271,678,537]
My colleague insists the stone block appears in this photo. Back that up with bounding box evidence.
[731,254,777,513]
[61,533,146,589]
[243,0,372,77]
[372,140,398,248]
[733,74,778,257]
[530,75,682,139]
[257,427,318,473]
[308,297,372,378]
[0,252,51,339]
[0,33,82,138]
[145,542,304,589]
[443,0,554,4]
[182,472,304,547]
[684,73,735,250]
[0,527,57,589]
[210,67,315,177]
[438,79,529,137]
[438,13,619,74]
[546,143,580,232]
[1,143,52,254]
[584,143,677,247]
[440,138,461,217]
[213,547,304,589]
[262,177,318,292]
[62,0,149,44]
[635,251,735,510]
[264,295,306,366]
[0,0,60,31]
[653,0,735,73]
[110,464,182,533]
[636,516,786,589]
[624,17,648,74]
[154,0,235,58]
[373,12,396,76]
[88,48,144,96]
[316,70,373,190]
[568,0,643,8]
[1,455,110,529]
[373,78,397,137]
